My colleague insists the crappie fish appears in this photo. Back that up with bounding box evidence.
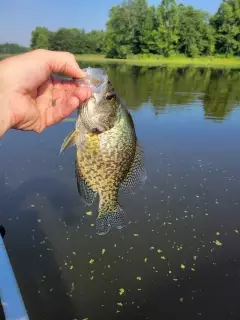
[60,67,146,235]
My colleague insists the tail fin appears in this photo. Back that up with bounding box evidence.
[96,203,126,236]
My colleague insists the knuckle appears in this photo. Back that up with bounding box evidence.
[33,48,47,55]
[65,51,75,60]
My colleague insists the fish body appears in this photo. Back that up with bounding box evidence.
[60,67,146,235]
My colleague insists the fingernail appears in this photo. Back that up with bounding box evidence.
[78,70,88,78]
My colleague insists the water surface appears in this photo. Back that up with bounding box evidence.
[1,65,240,320]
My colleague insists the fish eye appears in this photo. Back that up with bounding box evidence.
[106,91,116,100]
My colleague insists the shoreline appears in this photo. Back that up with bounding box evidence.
[1,53,240,69]
[75,54,240,69]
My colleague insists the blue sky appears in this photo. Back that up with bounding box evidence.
[0,0,221,46]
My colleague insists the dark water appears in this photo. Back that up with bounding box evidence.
[1,65,240,320]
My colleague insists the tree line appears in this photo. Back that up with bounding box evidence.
[104,0,240,58]
[1,0,240,58]
[30,27,105,55]
[0,43,29,54]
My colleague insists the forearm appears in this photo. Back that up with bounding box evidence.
[0,94,12,138]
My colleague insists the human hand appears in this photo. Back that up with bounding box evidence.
[0,49,92,137]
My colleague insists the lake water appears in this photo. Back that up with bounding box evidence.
[1,65,240,320]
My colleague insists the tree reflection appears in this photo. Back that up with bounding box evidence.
[203,69,240,120]
[79,62,240,121]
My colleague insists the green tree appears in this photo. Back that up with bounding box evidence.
[105,4,132,58]
[87,30,105,53]
[30,27,50,49]
[139,5,157,53]
[105,0,155,58]
[154,0,179,56]
[50,28,87,53]
[177,5,215,57]
[129,0,151,54]
[211,0,240,55]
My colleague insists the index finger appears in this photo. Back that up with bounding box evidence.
[40,49,87,79]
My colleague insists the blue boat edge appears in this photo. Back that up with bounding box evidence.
[0,225,30,320]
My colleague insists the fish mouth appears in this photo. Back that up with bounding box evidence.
[74,67,109,104]
[83,67,108,92]
[76,67,115,104]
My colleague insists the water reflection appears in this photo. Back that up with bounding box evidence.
[1,64,240,320]
[80,63,240,120]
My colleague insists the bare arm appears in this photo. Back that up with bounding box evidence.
[0,49,92,138]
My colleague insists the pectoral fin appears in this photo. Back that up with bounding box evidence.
[60,130,79,154]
